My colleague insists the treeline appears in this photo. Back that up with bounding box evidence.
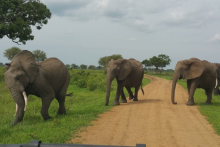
[2,47,172,71]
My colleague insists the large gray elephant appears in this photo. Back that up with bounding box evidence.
[213,63,220,95]
[105,58,144,106]
[171,58,217,105]
[4,50,71,125]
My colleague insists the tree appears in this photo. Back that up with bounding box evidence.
[98,54,123,68]
[149,54,171,72]
[4,47,21,60]
[32,50,47,62]
[71,64,79,69]
[88,65,96,70]
[141,59,152,70]
[65,64,71,69]
[0,0,51,44]
[96,65,103,70]
[158,54,171,69]
[0,62,3,66]
[80,64,87,69]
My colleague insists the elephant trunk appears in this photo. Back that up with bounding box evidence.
[171,73,179,104]
[9,86,25,125]
[105,76,113,106]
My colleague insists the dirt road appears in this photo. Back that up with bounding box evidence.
[70,75,220,147]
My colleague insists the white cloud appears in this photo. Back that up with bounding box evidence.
[208,33,220,43]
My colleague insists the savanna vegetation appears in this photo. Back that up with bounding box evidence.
[0,66,150,144]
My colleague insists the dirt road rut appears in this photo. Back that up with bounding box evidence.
[70,75,220,147]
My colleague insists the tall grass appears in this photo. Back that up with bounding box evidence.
[0,67,150,144]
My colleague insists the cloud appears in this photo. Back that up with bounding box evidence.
[127,38,137,41]
[208,33,220,43]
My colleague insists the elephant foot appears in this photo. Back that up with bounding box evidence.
[133,98,138,101]
[121,99,127,103]
[113,101,120,105]
[129,96,134,100]
[11,118,23,126]
[57,111,66,115]
[186,100,195,106]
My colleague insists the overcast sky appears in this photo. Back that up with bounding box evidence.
[1,0,220,69]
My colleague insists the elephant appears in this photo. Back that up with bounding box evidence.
[4,50,71,125]
[213,63,220,95]
[105,58,144,106]
[171,58,217,105]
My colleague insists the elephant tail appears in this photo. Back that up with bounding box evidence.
[66,92,73,97]
[141,84,144,95]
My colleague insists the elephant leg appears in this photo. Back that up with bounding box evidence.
[41,96,54,120]
[133,86,140,101]
[125,87,134,100]
[120,88,127,103]
[205,89,213,104]
[186,79,198,105]
[113,81,123,105]
[187,80,191,94]
[56,95,66,115]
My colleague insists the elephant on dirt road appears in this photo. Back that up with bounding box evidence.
[171,58,217,105]
[105,58,144,106]
[4,50,71,125]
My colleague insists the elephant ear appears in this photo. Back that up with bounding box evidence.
[118,59,132,80]
[184,58,204,79]
[12,50,39,83]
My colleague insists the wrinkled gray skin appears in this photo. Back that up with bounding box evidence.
[4,50,70,125]
[105,58,144,106]
[171,58,217,105]
[213,63,220,95]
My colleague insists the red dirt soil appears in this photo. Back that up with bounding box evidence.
[69,75,220,147]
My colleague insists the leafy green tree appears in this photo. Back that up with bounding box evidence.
[88,65,96,70]
[80,64,87,69]
[32,49,47,62]
[0,0,51,44]
[0,62,3,66]
[98,54,123,68]
[65,64,71,69]
[71,64,79,69]
[96,65,103,70]
[158,54,171,69]
[4,47,22,60]
[149,54,171,72]
[141,59,152,70]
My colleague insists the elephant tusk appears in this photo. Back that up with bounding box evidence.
[215,78,218,88]
[14,91,28,116]
[22,91,28,111]
[14,104,18,116]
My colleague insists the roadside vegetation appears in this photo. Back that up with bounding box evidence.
[0,67,150,144]
[147,71,220,135]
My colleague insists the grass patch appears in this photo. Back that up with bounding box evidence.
[0,67,150,144]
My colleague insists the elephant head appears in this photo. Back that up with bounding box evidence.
[171,58,204,104]
[105,59,132,106]
[4,50,39,125]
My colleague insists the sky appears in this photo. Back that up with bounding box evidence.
[1,0,220,69]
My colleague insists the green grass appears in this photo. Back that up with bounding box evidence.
[149,73,220,135]
[0,67,150,144]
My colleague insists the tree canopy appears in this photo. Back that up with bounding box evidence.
[142,54,171,72]
[0,0,51,44]
[32,49,47,62]
[4,47,22,60]
[98,54,123,68]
